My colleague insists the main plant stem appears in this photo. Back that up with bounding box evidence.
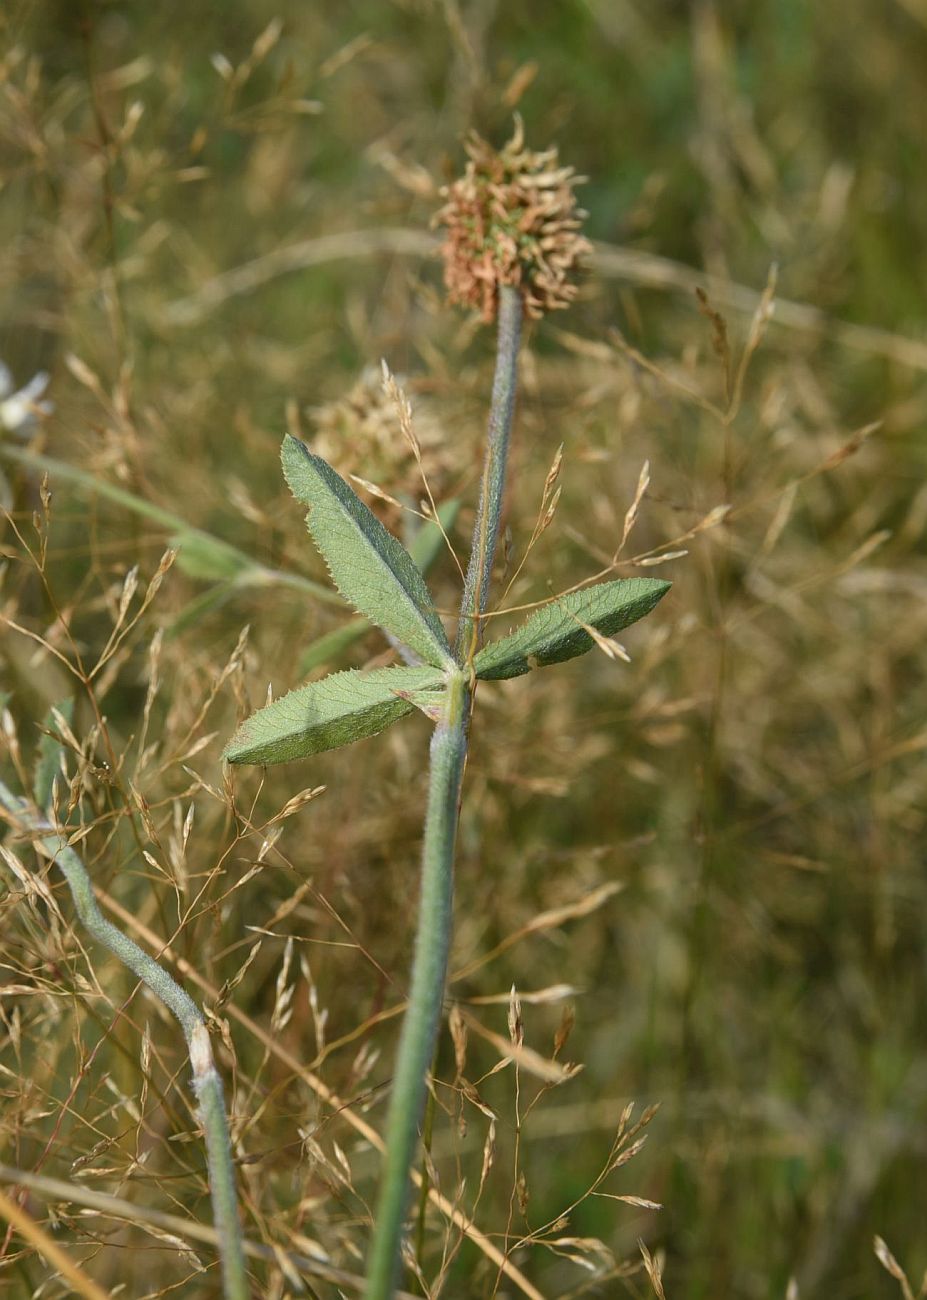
[456,286,524,660]
[366,285,523,1299]
[0,781,249,1300]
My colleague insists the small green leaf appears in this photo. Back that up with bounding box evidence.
[224,664,445,765]
[473,578,670,680]
[33,699,74,811]
[282,436,452,668]
[298,617,370,674]
[407,498,461,574]
[170,529,254,582]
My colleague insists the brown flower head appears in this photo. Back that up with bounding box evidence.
[310,367,465,530]
[433,118,591,323]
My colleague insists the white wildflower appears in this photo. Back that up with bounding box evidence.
[0,363,53,436]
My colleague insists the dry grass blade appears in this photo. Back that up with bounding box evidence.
[567,611,632,663]
[874,1236,916,1300]
[466,984,577,1008]
[96,891,546,1300]
[728,262,778,420]
[0,1186,110,1300]
[349,474,408,515]
[615,460,651,561]
[640,1239,667,1300]
[590,241,927,370]
[0,1164,418,1296]
[452,882,624,981]
[161,227,927,370]
[605,327,727,420]
[459,1008,577,1084]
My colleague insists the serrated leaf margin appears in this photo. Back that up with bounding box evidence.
[224,664,445,765]
[282,435,452,668]
[473,578,670,680]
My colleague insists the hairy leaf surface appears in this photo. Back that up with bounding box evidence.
[297,500,461,673]
[282,435,452,667]
[473,578,670,680]
[224,665,444,765]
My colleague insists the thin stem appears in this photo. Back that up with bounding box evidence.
[455,284,524,662]
[366,288,524,1298]
[0,781,249,1300]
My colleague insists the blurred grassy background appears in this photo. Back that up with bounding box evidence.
[2,1,927,1296]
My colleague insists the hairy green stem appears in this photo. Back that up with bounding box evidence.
[366,671,468,1299]
[412,1060,438,1285]
[366,287,523,1298]
[455,284,524,660]
[0,781,249,1300]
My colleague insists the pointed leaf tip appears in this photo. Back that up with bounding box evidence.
[224,664,445,765]
[281,435,452,668]
[473,577,670,680]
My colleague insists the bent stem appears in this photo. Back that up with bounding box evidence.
[367,285,523,1298]
[0,781,249,1300]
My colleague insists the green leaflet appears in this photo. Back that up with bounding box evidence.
[223,665,445,766]
[282,436,452,669]
[297,500,461,674]
[473,578,671,681]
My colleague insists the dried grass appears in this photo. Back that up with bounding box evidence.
[1,3,926,1296]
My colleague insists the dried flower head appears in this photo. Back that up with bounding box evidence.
[434,118,591,323]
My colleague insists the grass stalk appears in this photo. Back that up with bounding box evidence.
[366,285,523,1298]
[0,781,250,1300]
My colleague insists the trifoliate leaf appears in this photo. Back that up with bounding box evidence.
[282,436,452,668]
[224,664,445,765]
[473,578,670,680]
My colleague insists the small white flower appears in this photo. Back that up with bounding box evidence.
[0,363,53,436]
